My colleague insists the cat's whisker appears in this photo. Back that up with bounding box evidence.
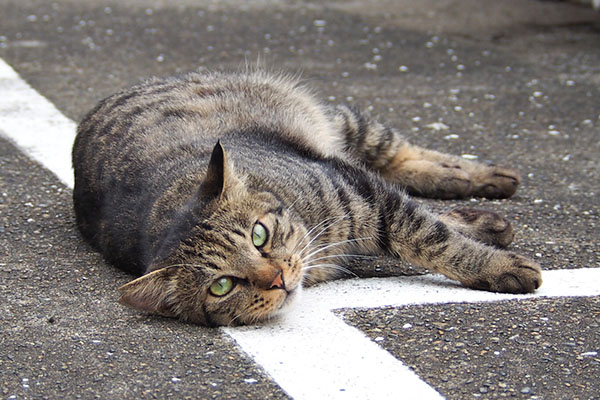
[305,253,377,264]
[302,263,337,271]
[301,237,373,263]
[294,215,343,254]
[229,312,245,327]
[289,219,325,255]
[302,263,358,277]
[156,262,204,270]
[296,214,349,257]
[285,196,302,212]
[236,306,261,326]
[301,273,318,286]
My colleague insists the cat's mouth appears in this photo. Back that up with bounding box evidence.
[253,255,303,322]
[275,286,301,314]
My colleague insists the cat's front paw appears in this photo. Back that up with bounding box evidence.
[470,253,542,294]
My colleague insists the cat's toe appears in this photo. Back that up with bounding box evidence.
[473,166,521,199]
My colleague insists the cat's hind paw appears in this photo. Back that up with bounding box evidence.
[470,165,521,199]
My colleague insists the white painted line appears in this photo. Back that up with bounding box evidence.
[226,309,444,399]
[2,57,599,400]
[298,268,600,310]
[224,269,600,400]
[0,58,76,188]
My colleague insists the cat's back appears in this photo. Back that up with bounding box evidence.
[74,70,340,170]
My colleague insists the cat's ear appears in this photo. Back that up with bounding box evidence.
[198,141,243,202]
[118,267,180,318]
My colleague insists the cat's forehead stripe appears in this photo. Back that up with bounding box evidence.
[231,228,246,238]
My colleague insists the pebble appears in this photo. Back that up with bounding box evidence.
[426,122,449,131]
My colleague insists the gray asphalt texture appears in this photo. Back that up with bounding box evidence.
[342,298,600,399]
[1,0,599,399]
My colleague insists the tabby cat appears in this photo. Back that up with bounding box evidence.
[72,70,542,326]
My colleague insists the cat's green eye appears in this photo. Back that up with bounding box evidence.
[252,222,268,248]
[209,277,234,297]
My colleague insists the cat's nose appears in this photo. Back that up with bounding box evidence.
[269,270,286,290]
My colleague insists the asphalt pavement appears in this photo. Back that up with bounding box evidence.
[1,0,599,399]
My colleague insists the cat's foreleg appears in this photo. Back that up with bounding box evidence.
[378,195,541,293]
[331,105,520,199]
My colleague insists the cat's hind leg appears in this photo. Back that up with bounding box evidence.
[381,144,520,199]
[332,105,520,199]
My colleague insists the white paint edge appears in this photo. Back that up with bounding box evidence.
[0,58,76,188]
[2,56,598,400]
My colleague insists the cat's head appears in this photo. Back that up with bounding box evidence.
[118,141,309,326]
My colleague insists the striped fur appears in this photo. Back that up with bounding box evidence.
[73,70,541,326]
